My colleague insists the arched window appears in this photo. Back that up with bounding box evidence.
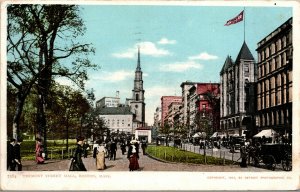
[282,52,286,66]
[257,83,261,94]
[271,43,275,55]
[277,39,282,51]
[266,47,269,58]
[282,36,286,48]
[136,94,139,101]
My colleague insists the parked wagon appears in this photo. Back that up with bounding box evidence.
[249,143,292,171]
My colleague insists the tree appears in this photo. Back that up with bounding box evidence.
[160,122,172,146]
[193,111,213,138]
[174,122,188,139]
[7,5,96,146]
[47,84,90,151]
[202,88,220,133]
[81,107,109,143]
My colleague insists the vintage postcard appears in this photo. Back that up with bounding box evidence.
[1,0,299,190]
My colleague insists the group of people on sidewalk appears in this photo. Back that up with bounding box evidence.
[7,138,23,171]
[69,137,147,172]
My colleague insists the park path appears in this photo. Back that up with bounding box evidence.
[22,145,270,172]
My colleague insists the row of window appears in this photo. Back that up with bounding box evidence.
[257,85,292,110]
[105,119,131,127]
[258,31,292,62]
[256,108,291,127]
[258,51,289,78]
[220,119,241,129]
[257,71,292,94]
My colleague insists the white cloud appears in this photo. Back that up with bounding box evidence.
[92,70,133,82]
[159,60,203,72]
[157,37,177,45]
[55,77,76,87]
[112,52,135,59]
[112,41,171,59]
[188,52,218,60]
[146,85,181,99]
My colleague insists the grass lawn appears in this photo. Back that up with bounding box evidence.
[14,139,79,160]
[146,145,232,165]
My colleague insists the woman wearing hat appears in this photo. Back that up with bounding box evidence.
[127,140,139,171]
[35,138,44,164]
[70,137,87,171]
[95,141,107,170]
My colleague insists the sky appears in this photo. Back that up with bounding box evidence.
[55,4,292,125]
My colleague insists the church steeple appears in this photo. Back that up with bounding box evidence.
[130,47,145,127]
[136,46,141,71]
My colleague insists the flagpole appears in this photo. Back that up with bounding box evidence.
[244,7,246,42]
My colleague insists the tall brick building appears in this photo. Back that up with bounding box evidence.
[188,83,220,136]
[161,96,182,127]
[255,18,292,138]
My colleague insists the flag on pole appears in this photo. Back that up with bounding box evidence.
[224,11,244,26]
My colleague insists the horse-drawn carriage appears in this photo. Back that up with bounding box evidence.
[249,143,292,171]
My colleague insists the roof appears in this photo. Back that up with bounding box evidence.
[180,81,197,88]
[257,17,292,50]
[220,55,234,74]
[135,127,151,130]
[235,41,254,62]
[98,106,132,115]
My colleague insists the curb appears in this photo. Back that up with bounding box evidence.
[145,152,233,167]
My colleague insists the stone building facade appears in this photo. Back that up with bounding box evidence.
[96,95,120,108]
[255,18,292,137]
[161,96,182,127]
[166,101,182,127]
[220,42,256,136]
[99,107,134,134]
[153,107,162,128]
[180,81,197,125]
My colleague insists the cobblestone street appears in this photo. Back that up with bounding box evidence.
[22,147,270,172]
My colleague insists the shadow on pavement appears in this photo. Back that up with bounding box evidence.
[105,165,115,169]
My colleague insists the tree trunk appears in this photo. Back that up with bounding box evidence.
[66,117,69,152]
[37,92,48,158]
[12,92,26,140]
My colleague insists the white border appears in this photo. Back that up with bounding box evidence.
[1,1,300,190]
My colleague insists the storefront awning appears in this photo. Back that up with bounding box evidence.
[253,129,277,138]
[192,132,206,138]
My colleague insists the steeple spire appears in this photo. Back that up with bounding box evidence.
[136,46,141,71]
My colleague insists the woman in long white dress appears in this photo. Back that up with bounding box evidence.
[96,143,107,170]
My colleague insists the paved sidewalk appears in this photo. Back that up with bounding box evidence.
[22,147,270,172]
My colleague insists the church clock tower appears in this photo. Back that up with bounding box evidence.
[130,47,145,127]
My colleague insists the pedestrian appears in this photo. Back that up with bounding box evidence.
[69,136,87,171]
[7,138,16,171]
[110,140,117,160]
[96,142,107,170]
[141,141,147,155]
[92,141,99,159]
[83,141,90,158]
[106,139,112,159]
[14,138,23,171]
[120,142,126,155]
[127,140,139,171]
[35,138,45,164]
[240,144,248,168]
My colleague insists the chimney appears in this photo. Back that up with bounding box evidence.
[116,91,120,98]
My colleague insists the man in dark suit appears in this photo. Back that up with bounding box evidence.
[7,138,16,171]
[110,140,117,160]
[14,138,23,171]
